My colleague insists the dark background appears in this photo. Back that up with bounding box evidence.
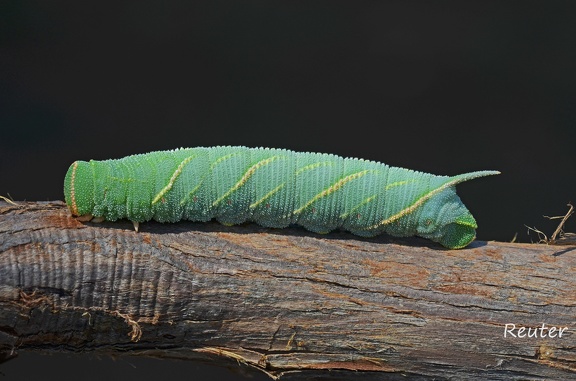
[1,1,575,380]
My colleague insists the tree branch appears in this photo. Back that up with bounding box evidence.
[1,201,575,380]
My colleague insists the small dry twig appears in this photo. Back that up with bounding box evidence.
[544,203,574,243]
[0,195,19,206]
[526,203,574,245]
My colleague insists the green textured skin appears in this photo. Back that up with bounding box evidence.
[64,146,499,249]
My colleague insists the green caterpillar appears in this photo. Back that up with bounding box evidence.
[64,146,499,249]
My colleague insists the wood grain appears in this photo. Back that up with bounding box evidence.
[1,201,575,380]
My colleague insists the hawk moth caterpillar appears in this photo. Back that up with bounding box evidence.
[64,146,499,249]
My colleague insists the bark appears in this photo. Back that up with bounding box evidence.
[1,201,575,380]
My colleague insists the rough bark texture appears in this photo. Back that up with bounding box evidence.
[1,201,575,380]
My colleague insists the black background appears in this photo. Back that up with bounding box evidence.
[1,1,575,380]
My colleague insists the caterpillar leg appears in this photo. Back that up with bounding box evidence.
[76,214,105,223]
[77,214,93,222]
[132,221,140,232]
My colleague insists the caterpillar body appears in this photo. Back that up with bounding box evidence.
[64,146,499,249]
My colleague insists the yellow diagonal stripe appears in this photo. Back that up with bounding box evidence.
[249,183,285,209]
[152,155,197,205]
[210,153,237,169]
[293,170,370,215]
[366,177,461,230]
[340,194,377,219]
[179,181,204,206]
[338,179,411,219]
[385,180,412,190]
[212,156,282,207]
[295,161,333,175]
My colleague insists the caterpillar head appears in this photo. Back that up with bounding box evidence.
[64,160,95,217]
